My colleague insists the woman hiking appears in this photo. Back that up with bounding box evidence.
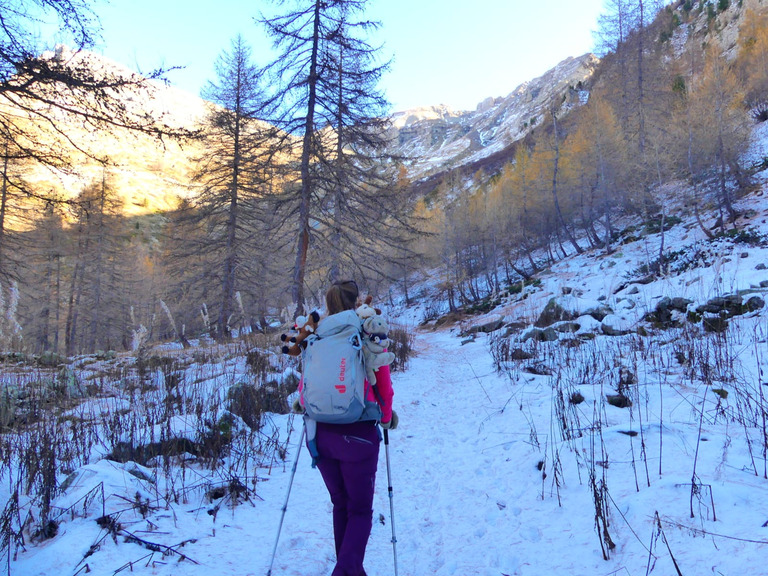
[296,279,397,576]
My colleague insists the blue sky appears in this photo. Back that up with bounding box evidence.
[86,0,606,112]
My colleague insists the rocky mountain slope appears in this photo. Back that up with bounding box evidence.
[8,45,599,216]
[10,46,210,216]
[389,53,599,182]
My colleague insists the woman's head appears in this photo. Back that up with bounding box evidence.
[326,280,359,315]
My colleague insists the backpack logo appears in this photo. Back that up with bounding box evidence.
[336,358,347,393]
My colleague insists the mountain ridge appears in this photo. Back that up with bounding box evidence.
[9,46,599,217]
[388,53,600,183]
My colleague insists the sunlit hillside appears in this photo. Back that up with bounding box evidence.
[6,46,209,217]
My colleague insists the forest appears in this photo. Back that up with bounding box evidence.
[0,0,765,357]
[3,1,768,574]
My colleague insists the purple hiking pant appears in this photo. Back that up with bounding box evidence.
[314,421,380,576]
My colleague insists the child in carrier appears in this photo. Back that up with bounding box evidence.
[296,279,397,576]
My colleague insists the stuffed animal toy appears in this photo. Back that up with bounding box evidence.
[361,314,396,387]
[355,295,381,321]
[280,310,320,356]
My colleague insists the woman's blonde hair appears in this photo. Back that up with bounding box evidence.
[325,280,359,315]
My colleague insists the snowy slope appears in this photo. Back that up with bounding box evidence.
[8,89,768,576]
[10,258,768,576]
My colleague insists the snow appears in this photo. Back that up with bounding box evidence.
[8,212,768,576]
[7,89,768,576]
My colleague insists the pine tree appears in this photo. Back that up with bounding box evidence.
[64,173,128,355]
[181,35,283,339]
[259,0,409,312]
[0,0,193,286]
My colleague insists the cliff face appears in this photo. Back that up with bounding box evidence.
[387,54,600,182]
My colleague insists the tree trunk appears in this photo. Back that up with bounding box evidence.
[0,146,8,275]
[329,45,346,284]
[551,111,583,255]
[637,0,646,157]
[219,105,241,338]
[65,247,85,357]
[292,0,322,317]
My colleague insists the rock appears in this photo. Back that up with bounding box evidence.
[651,296,693,325]
[601,314,633,336]
[463,318,504,336]
[606,394,632,408]
[619,367,636,387]
[616,298,636,310]
[696,294,743,317]
[522,326,559,342]
[756,263,767,270]
[746,295,766,312]
[574,314,603,333]
[509,348,534,361]
[584,304,613,322]
[651,297,674,324]
[703,315,729,333]
[503,321,528,337]
[535,298,576,327]
[669,297,693,312]
[523,363,553,376]
[553,321,581,333]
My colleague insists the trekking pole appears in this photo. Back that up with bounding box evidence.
[383,428,399,576]
[266,420,306,576]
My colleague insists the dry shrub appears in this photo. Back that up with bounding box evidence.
[388,325,415,372]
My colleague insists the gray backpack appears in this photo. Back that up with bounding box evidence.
[301,310,382,424]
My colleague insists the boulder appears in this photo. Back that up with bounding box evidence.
[502,321,528,337]
[462,318,504,336]
[583,304,613,322]
[606,394,632,408]
[522,326,559,342]
[509,348,534,361]
[553,321,581,333]
[703,316,729,333]
[647,296,693,325]
[746,295,766,312]
[536,296,613,327]
[601,314,633,336]
[535,298,576,327]
[696,295,743,317]
[523,363,553,376]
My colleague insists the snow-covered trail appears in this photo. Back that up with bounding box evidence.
[14,322,767,576]
[384,330,529,576]
[262,328,601,576]
[262,327,528,576]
